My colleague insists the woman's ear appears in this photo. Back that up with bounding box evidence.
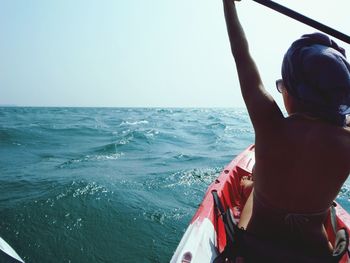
[282,87,298,115]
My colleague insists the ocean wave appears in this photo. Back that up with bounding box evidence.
[116,129,158,147]
[0,128,12,142]
[40,180,111,209]
[173,153,206,162]
[119,120,149,126]
[154,130,180,143]
[205,122,226,130]
[338,184,350,201]
[58,153,124,168]
[207,115,222,122]
[66,180,109,198]
[155,108,174,114]
[224,126,254,137]
[41,126,108,137]
[164,167,222,188]
[93,142,119,154]
[57,127,162,168]
[142,207,187,225]
[0,127,42,144]
[116,166,222,194]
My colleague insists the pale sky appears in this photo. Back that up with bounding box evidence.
[0,0,349,108]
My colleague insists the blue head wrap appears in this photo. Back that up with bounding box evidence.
[282,32,350,126]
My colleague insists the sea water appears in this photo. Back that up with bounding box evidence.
[0,107,349,263]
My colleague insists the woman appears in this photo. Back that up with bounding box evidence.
[222,0,350,259]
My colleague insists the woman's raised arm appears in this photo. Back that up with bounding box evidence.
[222,0,283,130]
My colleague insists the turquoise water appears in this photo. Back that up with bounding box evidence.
[0,107,349,263]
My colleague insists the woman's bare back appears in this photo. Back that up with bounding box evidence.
[244,115,350,253]
[254,115,350,213]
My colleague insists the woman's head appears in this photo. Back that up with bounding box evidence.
[281,32,350,126]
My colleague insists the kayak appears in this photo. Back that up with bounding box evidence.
[0,236,24,263]
[170,145,350,263]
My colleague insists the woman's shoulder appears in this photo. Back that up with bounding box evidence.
[257,114,350,161]
[284,115,350,168]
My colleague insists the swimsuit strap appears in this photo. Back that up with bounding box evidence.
[253,190,330,232]
[284,211,329,232]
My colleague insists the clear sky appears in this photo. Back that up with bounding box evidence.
[0,0,349,108]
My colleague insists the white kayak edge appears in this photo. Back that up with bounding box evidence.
[0,237,24,263]
[170,217,217,263]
